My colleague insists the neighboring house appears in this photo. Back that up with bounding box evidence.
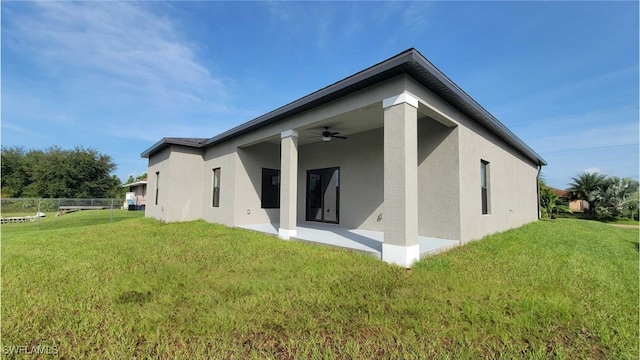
[141,48,546,267]
[550,187,588,212]
[123,179,147,209]
[570,199,589,212]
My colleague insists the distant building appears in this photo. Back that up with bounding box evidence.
[550,187,588,212]
[123,179,147,210]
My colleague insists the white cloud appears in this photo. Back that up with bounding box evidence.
[8,1,225,106]
[2,1,255,149]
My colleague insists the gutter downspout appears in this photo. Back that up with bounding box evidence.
[536,165,542,219]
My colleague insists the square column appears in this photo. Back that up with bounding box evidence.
[279,130,298,240]
[382,93,420,267]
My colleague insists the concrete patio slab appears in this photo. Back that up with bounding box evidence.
[238,223,460,260]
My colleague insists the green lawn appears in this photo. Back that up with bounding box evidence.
[2,211,638,359]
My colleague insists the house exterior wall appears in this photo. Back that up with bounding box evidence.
[201,142,237,226]
[297,128,384,231]
[417,120,461,241]
[131,185,146,205]
[457,126,538,242]
[235,142,281,226]
[569,200,589,212]
[196,77,409,229]
[146,73,539,245]
[168,146,204,221]
[404,75,538,243]
[146,145,204,221]
[146,147,171,220]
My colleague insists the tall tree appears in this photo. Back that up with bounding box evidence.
[594,177,639,216]
[0,146,28,197]
[1,146,119,198]
[566,172,607,216]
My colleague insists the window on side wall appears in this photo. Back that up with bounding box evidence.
[212,168,221,207]
[481,160,490,215]
[261,168,280,209]
[155,171,160,205]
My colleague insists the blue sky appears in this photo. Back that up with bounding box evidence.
[2,1,638,189]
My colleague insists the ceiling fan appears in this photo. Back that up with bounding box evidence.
[309,127,348,142]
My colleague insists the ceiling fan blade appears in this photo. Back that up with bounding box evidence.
[332,135,348,139]
[330,132,341,136]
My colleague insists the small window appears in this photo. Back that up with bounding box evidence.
[212,168,221,207]
[155,171,160,205]
[481,160,490,215]
[261,168,280,209]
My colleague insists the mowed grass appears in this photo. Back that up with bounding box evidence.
[2,211,638,359]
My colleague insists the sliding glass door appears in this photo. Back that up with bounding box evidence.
[306,167,340,224]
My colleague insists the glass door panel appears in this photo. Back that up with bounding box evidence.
[306,167,340,224]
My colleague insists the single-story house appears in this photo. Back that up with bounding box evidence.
[141,48,546,267]
[550,187,588,212]
[122,179,147,209]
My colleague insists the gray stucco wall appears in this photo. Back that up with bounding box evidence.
[235,142,281,225]
[457,125,539,242]
[417,119,461,241]
[405,76,539,243]
[201,142,237,226]
[146,73,538,244]
[145,145,204,222]
[145,146,170,220]
[297,127,384,231]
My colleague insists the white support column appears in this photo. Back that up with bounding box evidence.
[279,129,299,240]
[382,92,420,267]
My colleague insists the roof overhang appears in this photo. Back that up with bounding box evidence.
[141,137,208,158]
[141,48,546,166]
[122,180,147,188]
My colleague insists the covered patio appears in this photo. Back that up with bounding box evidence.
[239,223,460,260]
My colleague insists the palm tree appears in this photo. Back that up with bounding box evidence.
[566,172,607,216]
[595,177,640,216]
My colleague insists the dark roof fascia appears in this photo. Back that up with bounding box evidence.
[405,51,547,166]
[200,49,416,148]
[141,137,207,158]
[145,48,546,166]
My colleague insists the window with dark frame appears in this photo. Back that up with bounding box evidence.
[212,168,221,207]
[261,168,280,209]
[481,160,490,215]
[155,171,160,205]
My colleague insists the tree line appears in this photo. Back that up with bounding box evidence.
[540,172,639,220]
[1,146,123,198]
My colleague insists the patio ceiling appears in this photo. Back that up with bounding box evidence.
[253,102,443,147]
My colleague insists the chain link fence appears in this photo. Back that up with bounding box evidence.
[1,198,134,225]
